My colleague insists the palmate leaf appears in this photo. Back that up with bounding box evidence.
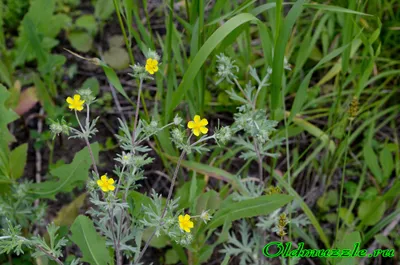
[70,215,111,265]
[31,143,99,199]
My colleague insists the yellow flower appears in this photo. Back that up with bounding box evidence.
[178,214,194,233]
[145,58,159,74]
[66,94,85,111]
[187,115,208,136]
[97,175,115,192]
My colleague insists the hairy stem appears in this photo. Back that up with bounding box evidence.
[134,150,186,265]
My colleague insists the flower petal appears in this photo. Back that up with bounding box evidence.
[200,127,208,134]
[101,175,108,182]
[108,178,114,184]
[73,94,81,101]
[187,121,195,129]
[200,118,208,126]
[97,180,103,186]
[101,186,108,192]
[188,221,194,228]
[193,115,201,123]
[76,106,84,111]
[184,214,191,221]
[184,227,190,233]
[108,185,115,191]
[192,128,200,136]
[66,97,73,104]
[179,215,184,222]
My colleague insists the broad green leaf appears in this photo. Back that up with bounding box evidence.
[334,231,361,265]
[53,193,87,226]
[338,208,354,225]
[205,194,293,230]
[103,47,130,70]
[95,0,115,20]
[165,248,179,265]
[0,84,19,143]
[68,31,93,53]
[76,15,97,34]
[166,13,259,121]
[363,144,383,183]
[9,143,28,179]
[379,146,394,181]
[80,77,100,96]
[70,215,111,265]
[31,143,99,199]
[358,197,386,226]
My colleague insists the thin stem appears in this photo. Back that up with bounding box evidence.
[75,110,99,175]
[131,78,144,147]
[0,237,64,265]
[233,78,254,110]
[134,151,186,265]
[253,139,263,181]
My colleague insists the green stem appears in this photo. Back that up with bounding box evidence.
[113,0,135,64]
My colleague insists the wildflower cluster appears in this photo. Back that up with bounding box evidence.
[129,49,160,80]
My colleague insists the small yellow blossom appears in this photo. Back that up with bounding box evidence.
[97,175,115,192]
[66,94,85,111]
[145,58,159,74]
[187,115,208,136]
[178,214,194,233]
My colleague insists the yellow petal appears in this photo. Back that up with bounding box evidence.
[187,121,195,129]
[184,227,190,232]
[108,178,114,184]
[108,185,115,191]
[97,180,103,186]
[153,65,158,72]
[73,94,81,101]
[68,104,75,110]
[146,58,153,65]
[76,106,84,111]
[101,175,108,182]
[188,221,194,228]
[193,115,201,123]
[200,118,208,126]
[66,97,73,104]
[179,215,184,222]
[200,127,208,134]
[101,186,108,192]
[192,128,200,136]
[184,214,191,221]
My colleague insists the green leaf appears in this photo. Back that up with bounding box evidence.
[31,143,99,199]
[363,144,383,183]
[358,197,386,226]
[70,215,111,265]
[165,248,179,264]
[103,47,130,70]
[9,143,28,179]
[204,194,293,230]
[53,193,87,226]
[166,13,258,121]
[379,146,394,181]
[338,208,354,225]
[95,0,115,20]
[80,77,100,97]
[0,84,19,143]
[334,231,361,265]
[99,61,135,105]
[68,31,93,53]
[76,15,97,34]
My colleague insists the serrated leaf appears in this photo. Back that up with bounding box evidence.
[70,215,111,265]
[9,143,28,179]
[31,143,99,199]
